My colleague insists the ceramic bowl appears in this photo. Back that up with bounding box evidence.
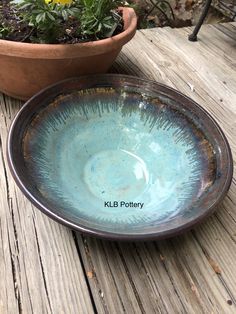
[7,75,233,240]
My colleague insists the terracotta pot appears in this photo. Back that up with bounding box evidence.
[0,7,137,100]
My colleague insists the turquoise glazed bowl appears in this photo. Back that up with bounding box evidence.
[7,75,233,240]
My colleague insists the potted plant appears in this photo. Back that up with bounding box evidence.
[0,0,137,100]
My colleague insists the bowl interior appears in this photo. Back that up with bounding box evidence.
[8,75,232,239]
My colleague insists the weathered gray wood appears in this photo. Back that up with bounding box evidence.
[0,22,236,314]
[0,97,94,313]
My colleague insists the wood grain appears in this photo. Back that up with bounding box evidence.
[0,22,236,314]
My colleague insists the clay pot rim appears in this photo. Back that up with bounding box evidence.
[0,7,137,59]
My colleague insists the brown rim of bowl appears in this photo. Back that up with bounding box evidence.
[7,74,234,241]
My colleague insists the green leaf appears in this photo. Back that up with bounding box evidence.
[36,13,43,24]
[46,11,55,21]
[62,9,68,20]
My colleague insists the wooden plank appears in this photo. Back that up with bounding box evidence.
[0,96,95,313]
[0,132,19,314]
[77,231,236,313]
[76,236,145,314]
[76,235,185,314]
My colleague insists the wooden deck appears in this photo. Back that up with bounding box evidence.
[0,22,236,313]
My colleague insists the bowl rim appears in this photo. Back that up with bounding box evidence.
[7,74,234,241]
